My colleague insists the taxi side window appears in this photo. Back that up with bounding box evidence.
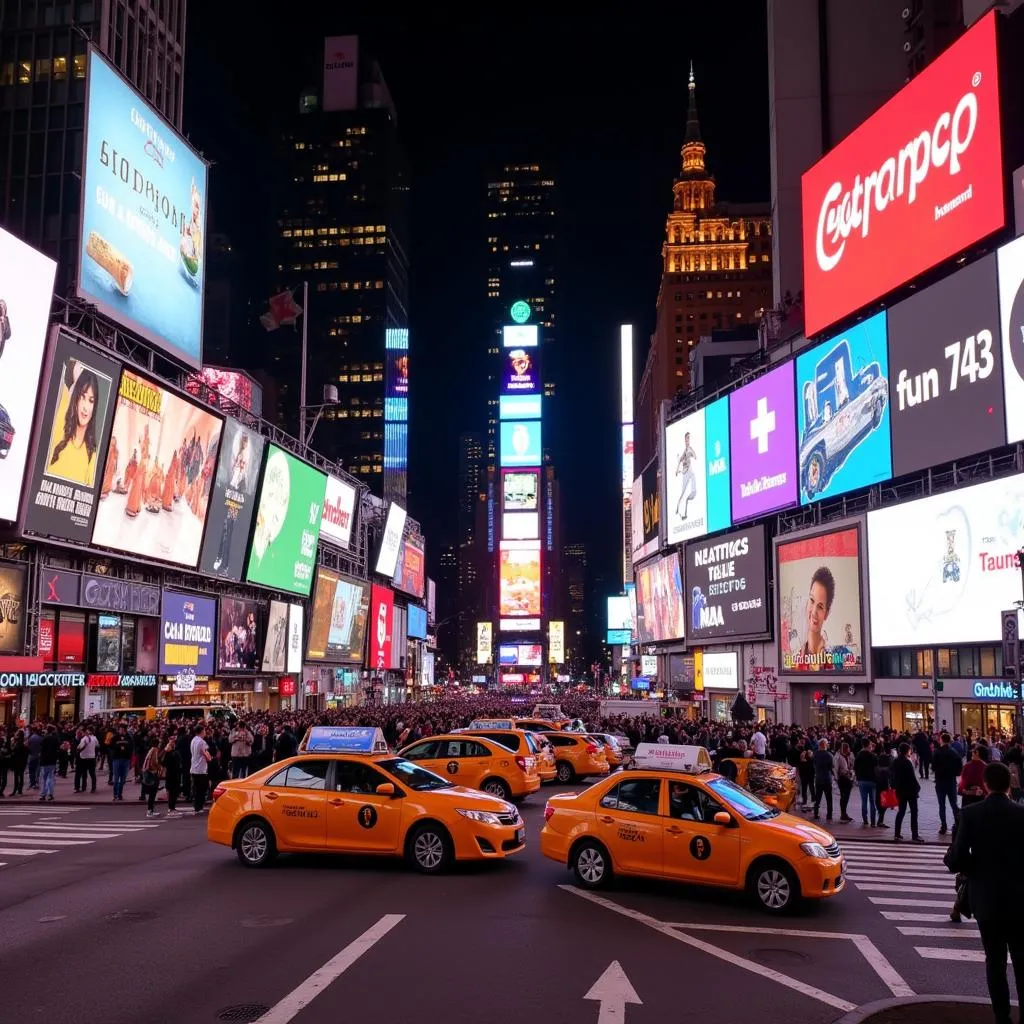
[402,741,441,760]
[524,733,540,754]
[668,782,726,823]
[599,779,661,815]
[334,761,389,794]
[480,733,517,752]
[546,734,572,747]
[441,740,488,758]
[265,761,329,791]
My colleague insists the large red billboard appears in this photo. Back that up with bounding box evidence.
[801,11,1004,338]
[367,584,394,673]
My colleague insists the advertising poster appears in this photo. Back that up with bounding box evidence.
[323,35,359,112]
[867,473,1024,646]
[218,597,259,672]
[367,583,395,671]
[503,511,539,540]
[503,324,538,349]
[634,552,685,643]
[639,459,660,552]
[502,344,541,395]
[91,370,222,568]
[23,332,119,543]
[887,254,1005,477]
[476,622,493,664]
[664,408,706,544]
[0,228,58,523]
[306,567,370,663]
[187,367,260,417]
[320,474,358,549]
[703,651,739,690]
[776,523,865,674]
[997,234,1024,444]
[549,620,565,664]
[796,311,892,504]
[503,470,538,511]
[408,604,427,639]
[245,445,327,596]
[685,525,769,642]
[607,595,631,633]
[499,394,542,420]
[705,396,731,531]
[499,541,541,617]
[500,420,542,467]
[387,350,409,399]
[261,599,288,673]
[729,363,798,521]
[0,563,27,655]
[159,591,216,676]
[135,618,158,673]
[198,418,264,580]
[287,604,303,674]
[800,12,1004,337]
[392,533,425,599]
[78,50,208,368]
[374,502,407,578]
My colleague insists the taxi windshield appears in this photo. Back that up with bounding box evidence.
[707,777,781,821]
[378,757,454,792]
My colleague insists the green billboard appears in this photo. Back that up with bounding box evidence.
[245,445,328,596]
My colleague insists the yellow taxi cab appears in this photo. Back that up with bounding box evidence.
[458,719,557,784]
[587,732,628,769]
[207,727,526,872]
[515,717,561,733]
[718,756,799,812]
[540,743,844,914]
[530,703,572,728]
[541,731,610,784]
[398,732,541,801]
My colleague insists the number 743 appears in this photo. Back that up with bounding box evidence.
[944,330,994,391]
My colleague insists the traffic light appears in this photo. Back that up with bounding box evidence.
[935,679,944,692]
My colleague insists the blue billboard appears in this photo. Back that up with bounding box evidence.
[499,394,542,420]
[500,420,542,467]
[705,396,731,531]
[78,50,208,368]
[408,604,427,640]
[796,311,891,505]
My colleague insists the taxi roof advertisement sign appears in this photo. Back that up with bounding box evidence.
[800,11,1004,338]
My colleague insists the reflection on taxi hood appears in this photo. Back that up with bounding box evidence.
[442,785,516,814]
[753,812,835,847]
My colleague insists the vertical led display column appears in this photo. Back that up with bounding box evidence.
[384,328,409,503]
[620,325,634,588]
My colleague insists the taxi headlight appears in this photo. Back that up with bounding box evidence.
[800,841,829,859]
[457,808,502,826]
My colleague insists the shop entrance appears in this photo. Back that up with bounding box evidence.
[957,702,1016,738]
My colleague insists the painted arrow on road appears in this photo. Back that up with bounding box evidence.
[584,961,642,1023]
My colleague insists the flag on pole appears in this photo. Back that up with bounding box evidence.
[260,289,303,331]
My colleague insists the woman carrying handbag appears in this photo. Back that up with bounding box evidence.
[875,749,894,829]
[140,735,162,818]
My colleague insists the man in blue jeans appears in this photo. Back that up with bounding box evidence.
[109,726,133,801]
[38,725,60,802]
[932,731,963,836]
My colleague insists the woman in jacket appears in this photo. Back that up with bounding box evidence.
[835,742,855,823]
[140,735,162,817]
[875,749,892,829]
[959,745,987,809]
[9,731,28,796]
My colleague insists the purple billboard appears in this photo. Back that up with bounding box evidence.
[729,362,798,522]
[159,590,216,677]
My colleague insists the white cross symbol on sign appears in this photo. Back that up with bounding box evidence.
[750,397,776,454]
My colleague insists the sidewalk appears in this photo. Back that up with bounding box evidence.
[4,772,185,806]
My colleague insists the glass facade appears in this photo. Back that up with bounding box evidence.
[956,703,1016,738]
[884,701,935,733]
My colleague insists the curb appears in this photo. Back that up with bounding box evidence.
[834,996,1008,1024]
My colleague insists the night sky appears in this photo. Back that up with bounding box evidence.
[183,10,770,588]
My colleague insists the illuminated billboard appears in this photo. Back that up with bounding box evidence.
[78,50,208,368]
[392,533,425,599]
[499,394,542,420]
[499,540,541,617]
[476,621,492,664]
[549,620,565,664]
[375,502,407,578]
[503,470,538,511]
[502,345,541,395]
[503,324,538,348]
[500,420,542,467]
[320,474,358,550]
[306,567,370,663]
[502,511,539,540]
[186,367,261,417]
[91,369,222,568]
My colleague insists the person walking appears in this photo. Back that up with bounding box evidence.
[912,728,933,780]
[0,731,9,797]
[812,739,835,821]
[189,724,211,815]
[854,739,878,827]
[797,749,814,810]
[160,732,182,817]
[38,725,59,802]
[140,736,162,817]
[9,731,27,796]
[26,726,41,790]
[946,761,1024,1024]
[76,727,98,793]
[109,726,133,802]
[959,745,988,811]
[932,731,963,836]
[229,722,254,779]
[835,741,855,823]
[892,742,924,843]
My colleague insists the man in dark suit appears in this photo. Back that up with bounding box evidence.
[947,761,1024,1024]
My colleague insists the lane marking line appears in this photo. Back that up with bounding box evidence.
[881,911,977,924]
[0,830,120,839]
[0,847,56,856]
[0,836,92,845]
[915,947,987,962]
[897,926,981,938]
[256,914,405,1024]
[561,886,863,1010]
[853,884,952,894]
[869,897,951,908]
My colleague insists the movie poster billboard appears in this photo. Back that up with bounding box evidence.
[159,591,216,677]
[22,332,119,544]
[0,227,58,523]
[499,541,541,617]
[245,445,327,596]
[367,584,395,671]
[306,567,370,663]
[78,49,208,368]
[91,369,222,568]
[0,563,27,655]
[634,551,685,643]
[393,534,425,599]
[217,597,259,672]
[198,418,264,580]
[776,521,866,676]
[261,599,288,673]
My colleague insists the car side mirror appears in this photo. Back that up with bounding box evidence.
[375,783,396,797]
[713,811,732,826]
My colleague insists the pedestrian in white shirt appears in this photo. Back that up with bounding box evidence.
[190,725,211,815]
[750,729,767,759]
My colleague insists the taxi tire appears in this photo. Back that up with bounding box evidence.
[481,777,512,801]
[406,822,453,874]
[555,761,575,783]
[235,818,276,868]
[748,858,800,914]
[571,839,611,889]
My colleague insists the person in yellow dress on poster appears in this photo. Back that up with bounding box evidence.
[46,360,101,487]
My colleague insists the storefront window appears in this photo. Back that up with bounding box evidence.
[708,694,731,723]
[958,703,1016,738]
[885,701,934,732]
[937,646,1001,677]
[875,648,934,678]
[95,614,121,672]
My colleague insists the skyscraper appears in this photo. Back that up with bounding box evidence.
[485,164,557,466]
[456,432,485,667]
[0,0,188,290]
[267,38,410,502]
[635,67,773,468]
[563,542,587,672]
[457,432,485,545]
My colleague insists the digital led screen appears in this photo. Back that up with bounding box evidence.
[607,595,631,632]
[503,324,538,348]
[499,541,541,617]
[503,470,538,511]
[306,567,371,663]
[392,533,425,599]
[408,604,427,640]
[217,597,259,672]
[998,234,1024,444]
[502,511,539,540]
[320,474,358,550]
[159,591,216,677]
[499,394,542,420]
[375,502,407,578]
[502,345,541,395]
[634,552,685,643]
[367,583,395,671]
[500,420,542,468]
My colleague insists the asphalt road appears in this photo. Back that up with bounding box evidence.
[0,790,998,1024]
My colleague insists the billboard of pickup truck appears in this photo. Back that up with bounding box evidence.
[796,312,892,505]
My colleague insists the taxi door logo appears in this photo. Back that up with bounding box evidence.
[446,760,458,775]
[690,835,711,860]
[358,805,377,829]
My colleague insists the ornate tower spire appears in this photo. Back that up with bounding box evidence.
[674,62,714,211]
[685,61,702,144]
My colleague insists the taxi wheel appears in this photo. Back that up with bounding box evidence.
[571,840,611,889]
[407,823,452,874]
[750,859,800,913]
[481,777,512,801]
[235,819,276,868]
[556,761,575,783]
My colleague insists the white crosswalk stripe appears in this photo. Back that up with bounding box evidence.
[0,814,165,871]
[841,839,977,963]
